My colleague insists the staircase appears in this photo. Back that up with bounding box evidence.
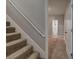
[6,21,43,59]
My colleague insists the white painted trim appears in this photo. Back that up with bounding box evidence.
[6,15,45,58]
[64,20,70,59]
[45,0,48,59]
[8,0,45,38]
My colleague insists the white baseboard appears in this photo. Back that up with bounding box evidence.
[6,15,45,58]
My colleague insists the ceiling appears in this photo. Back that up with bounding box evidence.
[48,0,69,15]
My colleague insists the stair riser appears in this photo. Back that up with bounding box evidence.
[7,33,21,42]
[6,22,10,26]
[15,47,33,59]
[6,27,15,33]
[6,40,26,56]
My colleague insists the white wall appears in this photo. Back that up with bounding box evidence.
[48,0,68,15]
[10,0,45,35]
[64,1,72,59]
[6,0,46,51]
[48,15,64,36]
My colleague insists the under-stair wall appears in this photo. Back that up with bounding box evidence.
[6,0,46,51]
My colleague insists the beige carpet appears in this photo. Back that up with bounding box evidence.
[48,37,69,59]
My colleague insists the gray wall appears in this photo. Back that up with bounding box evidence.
[10,0,45,34]
[6,0,46,50]
[48,15,64,36]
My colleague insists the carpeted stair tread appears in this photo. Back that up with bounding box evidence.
[28,52,39,59]
[6,26,15,33]
[7,45,33,59]
[6,33,21,42]
[6,39,26,56]
[6,21,10,26]
[7,39,26,47]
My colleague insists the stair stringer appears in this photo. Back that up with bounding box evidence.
[6,15,45,58]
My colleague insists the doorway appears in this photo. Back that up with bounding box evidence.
[52,19,58,36]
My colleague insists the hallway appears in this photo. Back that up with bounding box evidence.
[48,36,69,59]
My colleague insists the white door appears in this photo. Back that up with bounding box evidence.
[52,19,58,36]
